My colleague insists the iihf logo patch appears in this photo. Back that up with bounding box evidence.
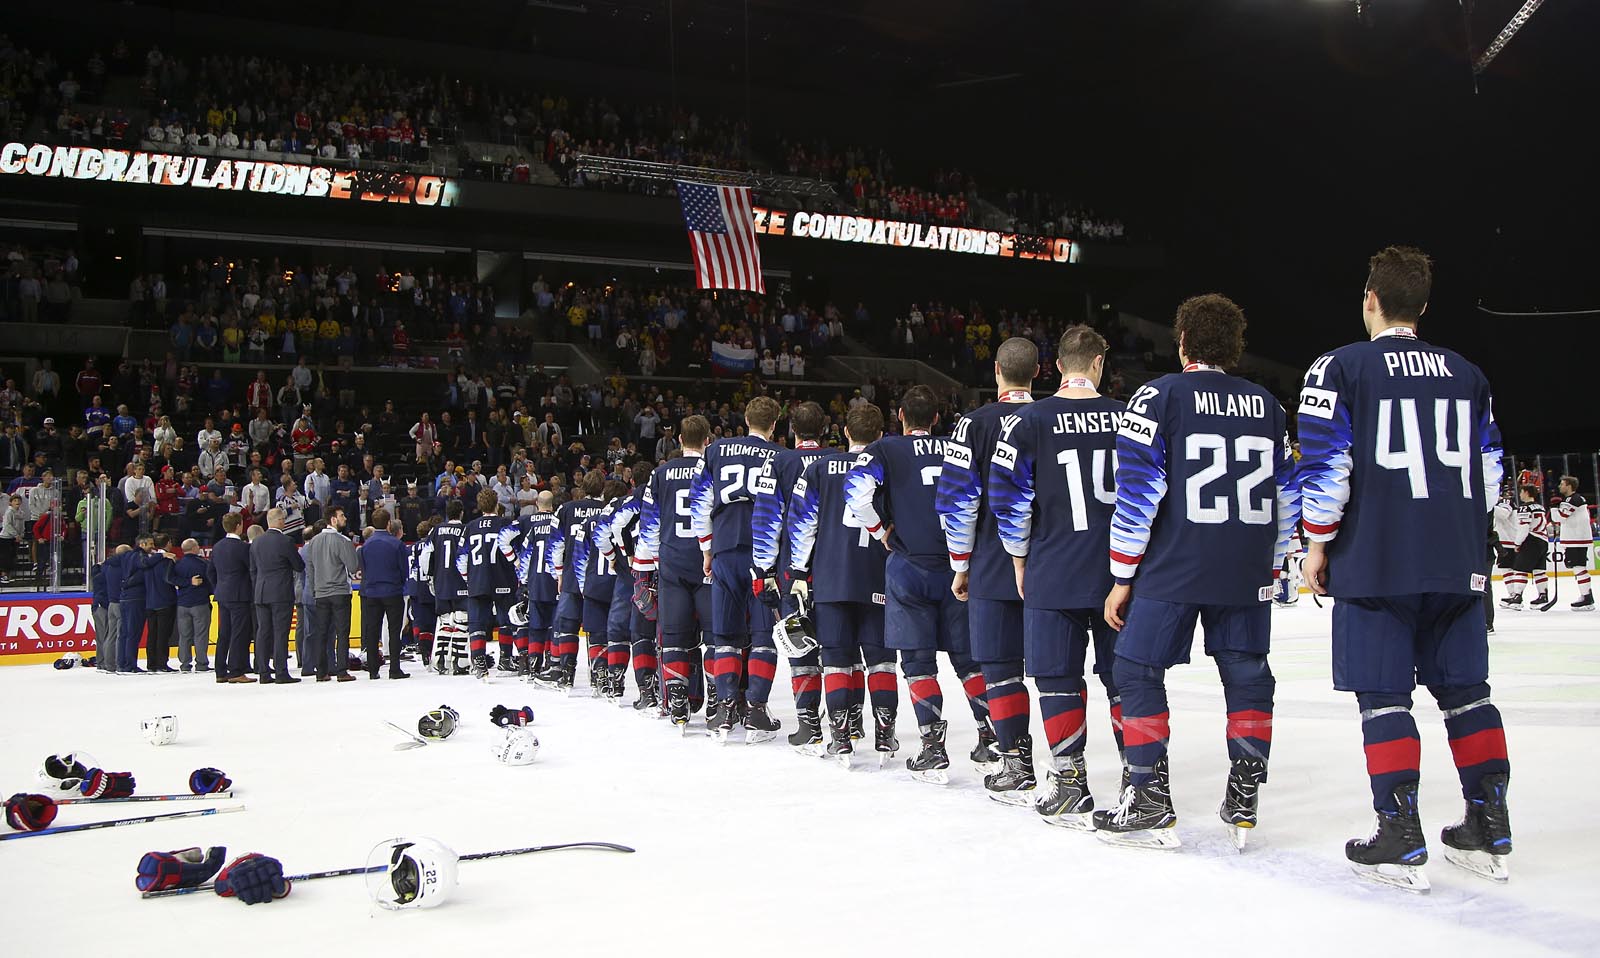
[1471,573,1487,593]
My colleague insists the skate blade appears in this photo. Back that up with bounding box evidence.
[1226,822,1253,852]
[908,768,950,786]
[744,729,778,745]
[1444,847,1510,883]
[972,760,1001,777]
[1351,861,1430,893]
[877,750,898,768]
[793,742,825,758]
[832,752,853,770]
[1040,810,1095,832]
[1094,825,1182,850]
[987,788,1038,808]
[714,728,736,745]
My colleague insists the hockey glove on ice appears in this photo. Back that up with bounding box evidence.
[214,854,291,904]
[189,767,232,795]
[490,705,535,728]
[4,792,58,832]
[79,769,136,800]
[136,846,226,891]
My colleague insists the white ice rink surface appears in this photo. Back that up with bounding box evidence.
[2,595,1596,958]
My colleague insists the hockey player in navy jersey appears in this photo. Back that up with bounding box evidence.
[604,467,659,709]
[503,491,559,676]
[1299,247,1513,889]
[455,489,519,678]
[574,480,628,695]
[636,416,716,728]
[689,396,786,740]
[934,338,1040,778]
[406,518,436,665]
[536,470,607,690]
[1098,294,1298,850]
[989,326,1127,826]
[789,405,894,765]
[419,501,469,674]
[846,386,989,785]
[752,401,836,751]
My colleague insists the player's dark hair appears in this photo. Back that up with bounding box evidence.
[1057,324,1108,374]
[1174,294,1246,368]
[602,479,629,502]
[1366,246,1432,323]
[632,464,654,489]
[446,500,464,519]
[994,337,1038,388]
[417,517,434,538]
[790,401,826,440]
[476,488,500,514]
[679,415,711,449]
[1519,483,1539,499]
[370,507,391,527]
[899,386,938,430]
[845,404,884,445]
[744,396,780,432]
[581,468,606,498]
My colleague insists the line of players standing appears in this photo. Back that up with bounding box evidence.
[420,248,1539,887]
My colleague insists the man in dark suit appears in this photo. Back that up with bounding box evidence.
[209,513,256,684]
[357,510,411,680]
[250,507,304,683]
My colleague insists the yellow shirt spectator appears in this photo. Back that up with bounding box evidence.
[318,318,341,341]
[567,305,586,328]
[296,315,318,339]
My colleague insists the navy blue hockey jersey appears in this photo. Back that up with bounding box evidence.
[990,395,1125,609]
[1110,368,1298,605]
[504,512,559,603]
[549,497,605,596]
[424,518,468,601]
[454,514,515,596]
[752,441,831,575]
[1296,327,1502,598]
[934,397,1034,601]
[576,506,617,601]
[603,486,646,569]
[690,436,784,556]
[845,432,950,570]
[788,449,887,604]
[636,454,706,580]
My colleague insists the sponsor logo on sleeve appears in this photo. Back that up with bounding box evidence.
[1119,412,1157,445]
[1298,387,1338,420]
[942,443,972,470]
[991,441,1018,471]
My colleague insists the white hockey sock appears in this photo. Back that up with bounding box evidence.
[1577,570,1593,597]
[1506,574,1526,598]
[1533,571,1549,596]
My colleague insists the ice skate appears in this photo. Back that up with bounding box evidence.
[1219,756,1267,851]
[587,658,605,698]
[826,710,853,769]
[742,703,781,744]
[632,675,660,713]
[847,704,865,742]
[533,662,573,691]
[789,709,825,757]
[873,706,899,766]
[905,720,950,786]
[1036,752,1094,830]
[605,666,627,704]
[496,655,517,674]
[470,653,491,681]
[1346,783,1430,893]
[970,723,1000,774]
[712,698,739,744]
[515,652,531,678]
[1499,595,1522,610]
[1094,759,1180,849]
[1572,595,1595,612]
[666,683,691,733]
[984,733,1037,807]
[1441,773,1512,883]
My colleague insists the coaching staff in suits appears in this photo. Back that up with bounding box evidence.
[250,507,304,683]
[210,513,256,683]
[357,510,411,680]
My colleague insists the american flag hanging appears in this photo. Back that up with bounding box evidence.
[676,181,765,293]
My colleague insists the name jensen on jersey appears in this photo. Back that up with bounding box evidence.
[1194,391,1267,418]
[1051,411,1121,435]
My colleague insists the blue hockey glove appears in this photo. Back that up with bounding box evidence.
[79,769,136,800]
[189,768,232,795]
[136,846,226,891]
[214,854,291,904]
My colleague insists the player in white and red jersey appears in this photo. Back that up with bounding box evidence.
[1553,476,1593,610]
[1501,484,1550,610]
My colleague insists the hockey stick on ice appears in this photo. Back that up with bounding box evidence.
[383,721,428,750]
[1536,532,1561,612]
[0,804,244,841]
[53,791,236,806]
[140,840,636,898]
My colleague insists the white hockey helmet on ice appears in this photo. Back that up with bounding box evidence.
[491,725,540,766]
[366,836,459,910]
[37,751,98,792]
[142,714,180,746]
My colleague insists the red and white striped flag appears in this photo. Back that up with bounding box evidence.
[676,181,765,293]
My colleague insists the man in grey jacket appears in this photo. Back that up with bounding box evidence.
[305,506,359,681]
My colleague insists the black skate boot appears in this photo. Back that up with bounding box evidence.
[826,710,854,768]
[905,720,951,785]
[1346,783,1430,892]
[1499,594,1523,609]
[1441,773,1512,882]
[788,708,824,756]
[984,733,1038,807]
[1094,758,1179,849]
[666,682,691,731]
[742,702,781,745]
[847,704,865,741]
[1037,752,1094,830]
[497,652,518,673]
[1219,756,1268,851]
[533,660,573,691]
[515,652,531,678]
[605,666,627,703]
[632,673,661,712]
[1573,594,1596,611]
[970,723,1000,773]
[587,657,605,697]
[873,706,899,766]
[712,698,739,743]
[470,653,491,681]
